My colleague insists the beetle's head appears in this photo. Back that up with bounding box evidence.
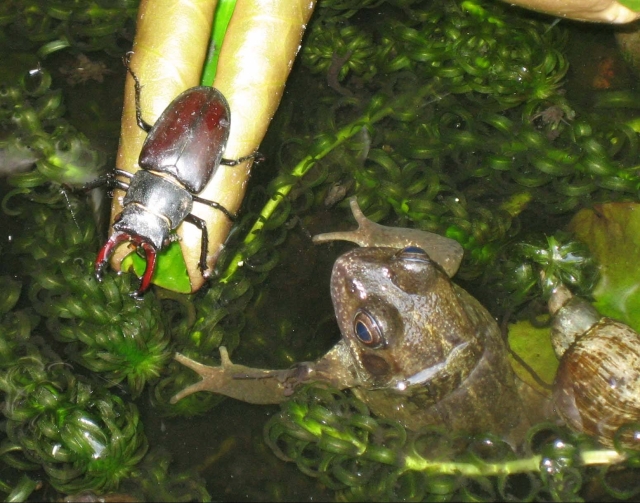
[95,204,171,297]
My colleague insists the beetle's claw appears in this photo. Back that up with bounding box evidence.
[95,231,127,283]
[135,241,157,295]
[94,231,159,296]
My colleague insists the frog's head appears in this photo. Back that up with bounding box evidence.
[330,245,481,392]
[314,198,482,396]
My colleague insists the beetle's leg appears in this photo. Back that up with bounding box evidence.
[191,195,236,222]
[110,170,133,193]
[95,231,132,280]
[220,151,265,167]
[78,169,132,193]
[133,241,157,297]
[113,180,130,192]
[122,52,153,133]
[184,213,209,273]
[114,169,133,179]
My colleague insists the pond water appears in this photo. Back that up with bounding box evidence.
[1,1,640,501]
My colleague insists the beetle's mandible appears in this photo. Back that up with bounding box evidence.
[96,54,261,296]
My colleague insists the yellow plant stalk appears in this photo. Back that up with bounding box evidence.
[108,0,316,292]
[182,0,316,290]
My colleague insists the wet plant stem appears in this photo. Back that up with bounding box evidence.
[219,83,438,283]
[5,475,41,502]
[403,449,625,476]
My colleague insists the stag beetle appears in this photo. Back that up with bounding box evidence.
[96,54,261,296]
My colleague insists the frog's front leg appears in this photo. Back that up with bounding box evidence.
[170,347,316,405]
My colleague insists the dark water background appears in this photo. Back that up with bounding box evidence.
[1,7,637,501]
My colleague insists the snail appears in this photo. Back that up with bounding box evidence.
[549,284,640,448]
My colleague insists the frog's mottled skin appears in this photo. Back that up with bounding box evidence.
[172,198,531,442]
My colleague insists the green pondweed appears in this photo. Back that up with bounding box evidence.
[2,0,640,500]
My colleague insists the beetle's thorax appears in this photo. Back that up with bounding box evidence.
[114,170,193,250]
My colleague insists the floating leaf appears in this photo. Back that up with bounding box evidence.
[569,203,640,331]
[508,320,558,395]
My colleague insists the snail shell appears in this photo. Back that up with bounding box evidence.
[549,285,640,448]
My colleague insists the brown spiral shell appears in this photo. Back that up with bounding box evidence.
[553,317,640,448]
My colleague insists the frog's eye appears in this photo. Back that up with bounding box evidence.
[397,246,430,262]
[353,309,385,348]
[403,246,426,254]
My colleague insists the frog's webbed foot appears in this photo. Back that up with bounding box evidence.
[312,197,463,277]
[170,347,237,404]
[171,348,316,405]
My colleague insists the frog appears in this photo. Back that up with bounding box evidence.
[171,197,534,443]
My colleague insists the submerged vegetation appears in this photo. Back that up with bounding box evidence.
[1,0,640,500]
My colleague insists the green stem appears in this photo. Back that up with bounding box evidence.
[201,0,237,86]
[626,117,640,134]
[403,449,625,477]
[6,475,40,503]
[219,84,438,283]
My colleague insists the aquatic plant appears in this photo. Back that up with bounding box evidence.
[0,0,138,56]
[1,0,640,500]
[265,383,640,501]
[0,274,148,495]
[0,66,205,498]
[484,231,599,312]
[229,1,640,497]
[227,0,640,287]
